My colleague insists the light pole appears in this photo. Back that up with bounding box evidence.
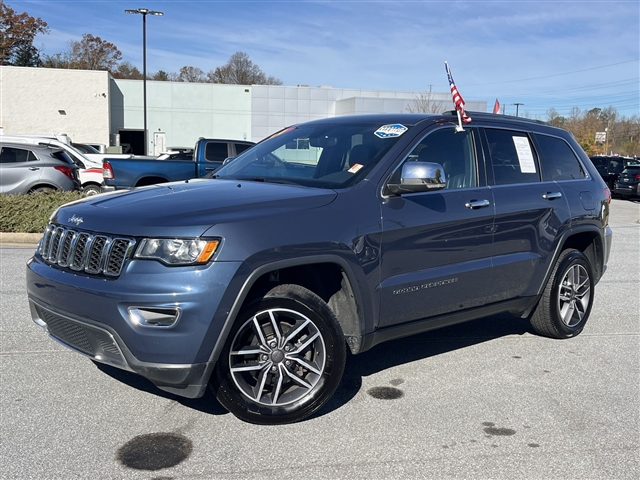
[512,102,524,117]
[125,8,163,155]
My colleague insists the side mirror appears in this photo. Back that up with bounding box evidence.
[387,161,446,195]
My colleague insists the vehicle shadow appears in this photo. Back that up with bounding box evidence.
[95,312,533,421]
[315,312,534,419]
[94,362,228,416]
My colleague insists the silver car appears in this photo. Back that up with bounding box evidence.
[0,141,80,194]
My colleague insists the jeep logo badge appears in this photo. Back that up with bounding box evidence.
[68,215,84,226]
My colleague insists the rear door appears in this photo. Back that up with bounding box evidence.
[0,146,42,193]
[378,126,495,327]
[481,127,571,302]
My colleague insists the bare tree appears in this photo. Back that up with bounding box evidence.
[68,34,121,71]
[44,33,121,72]
[208,51,282,85]
[406,86,445,113]
[178,65,206,83]
[0,2,49,65]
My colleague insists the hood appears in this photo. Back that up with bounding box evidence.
[52,179,337,238]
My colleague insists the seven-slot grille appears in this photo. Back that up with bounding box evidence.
[39,224,135,276]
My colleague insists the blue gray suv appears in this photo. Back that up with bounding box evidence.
[26,113,612,424]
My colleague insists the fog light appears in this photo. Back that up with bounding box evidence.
[128,307,181,328]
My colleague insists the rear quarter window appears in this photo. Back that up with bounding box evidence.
[534,134,586,181]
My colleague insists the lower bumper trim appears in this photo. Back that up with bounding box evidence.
[29,298,211,399]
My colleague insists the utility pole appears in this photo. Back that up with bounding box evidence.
[512,103,524,117]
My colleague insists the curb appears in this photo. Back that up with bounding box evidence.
[0,232,41,246]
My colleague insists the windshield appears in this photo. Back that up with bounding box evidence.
[213,122,409,188]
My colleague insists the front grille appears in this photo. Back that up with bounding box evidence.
[39,224,135,277]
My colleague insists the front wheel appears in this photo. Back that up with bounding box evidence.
[212,284,346,425]
[530,249,594,338]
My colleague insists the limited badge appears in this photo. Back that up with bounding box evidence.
[374,124,408,138]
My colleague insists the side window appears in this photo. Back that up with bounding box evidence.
[485,129,540,185]
[235,143,252,155]
[535,134,585,181]
[204,142,229,162]
[392,127,477,189]
[0,147,36,163]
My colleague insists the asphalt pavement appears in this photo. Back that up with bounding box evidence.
[1,198,638,479]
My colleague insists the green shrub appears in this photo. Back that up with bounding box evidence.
[0,191,85,233]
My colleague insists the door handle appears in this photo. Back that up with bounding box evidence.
[28,167,40,171]
[465,199,491,209]
[542,192,562,200]
[204,167,216,171]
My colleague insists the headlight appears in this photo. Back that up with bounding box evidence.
[135,238,220,265]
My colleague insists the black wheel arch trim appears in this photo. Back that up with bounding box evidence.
[538,224,605,297]
[198,254,369,397]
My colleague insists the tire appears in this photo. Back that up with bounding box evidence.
[212,284,346,425]
[83,184,101,196]
[530,249,594,339]
[29,186,56,194]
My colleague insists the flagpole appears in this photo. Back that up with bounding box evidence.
[455,110,464,132]
[445,61,465,132]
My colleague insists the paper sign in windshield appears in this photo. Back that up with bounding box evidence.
[375,124,407,138]
[512,136,537,173]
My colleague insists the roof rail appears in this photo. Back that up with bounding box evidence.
[442,110,549,126]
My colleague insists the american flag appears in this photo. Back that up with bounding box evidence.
[445,62,471,123]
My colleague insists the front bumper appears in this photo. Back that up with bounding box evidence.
[29,298,208,397]
[27,254,243,398]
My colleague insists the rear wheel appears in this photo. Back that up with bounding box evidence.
[82,184,101,196]
[29,186,56,194]
[530,249,594,338]
[212,284,346,425]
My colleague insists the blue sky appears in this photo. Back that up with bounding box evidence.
[11,0,640,118]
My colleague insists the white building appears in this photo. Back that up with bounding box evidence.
[0,66,487,155]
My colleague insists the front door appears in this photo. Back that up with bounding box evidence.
[378,126,495,328]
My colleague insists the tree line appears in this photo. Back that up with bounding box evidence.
[0,2,282,85]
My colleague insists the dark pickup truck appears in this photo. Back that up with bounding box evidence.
[27,112,611,425]
[102,138,255,191]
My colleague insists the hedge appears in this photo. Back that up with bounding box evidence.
[0,191,85,233]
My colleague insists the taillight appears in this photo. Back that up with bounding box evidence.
[604,187,611,204]
[103,161,114,179]
[635,174,640,180]
[54,165,74,180]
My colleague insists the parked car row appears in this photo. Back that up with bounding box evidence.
[613,164,640,199]
[590,155,640,199]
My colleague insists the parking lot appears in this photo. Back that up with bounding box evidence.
[1,199,638,479]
